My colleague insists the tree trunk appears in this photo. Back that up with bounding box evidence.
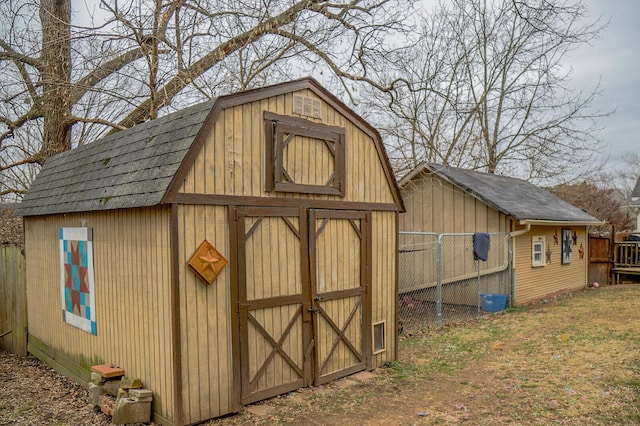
[39,0,72,160]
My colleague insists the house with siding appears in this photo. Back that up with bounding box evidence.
[16,78,404,426]
[630,176,640,231]
[399,163,602,305]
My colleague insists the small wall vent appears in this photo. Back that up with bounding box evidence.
[293,94,322,119]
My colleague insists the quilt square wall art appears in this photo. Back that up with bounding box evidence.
[59,227,97,335]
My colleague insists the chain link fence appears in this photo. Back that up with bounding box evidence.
[398,232,511,332]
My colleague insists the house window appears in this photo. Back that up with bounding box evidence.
[372,321,386,354]
[532,236,545,267]
[264,111,345,196]
[561,228,573,264]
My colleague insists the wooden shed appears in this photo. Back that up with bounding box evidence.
[399,163,602,305]
[16,78,404,425]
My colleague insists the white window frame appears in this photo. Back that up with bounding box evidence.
[372,320,386,355]
[532,236,545,267]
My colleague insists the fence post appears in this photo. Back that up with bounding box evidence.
[0,245,27,356]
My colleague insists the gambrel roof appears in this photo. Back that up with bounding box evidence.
[400,163,602,225]
[17,78,404,216]
[17,101,213,216]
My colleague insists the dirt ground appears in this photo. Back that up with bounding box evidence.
[2,285,639,425]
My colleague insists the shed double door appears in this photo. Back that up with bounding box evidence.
[234,206,370,404]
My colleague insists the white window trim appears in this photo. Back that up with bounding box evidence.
[532,236,545,267]
[372,320,386,355]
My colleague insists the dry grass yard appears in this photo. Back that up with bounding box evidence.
[2,284,639,425]
[211,285,640,425]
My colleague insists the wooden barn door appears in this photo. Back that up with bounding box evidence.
[309,210,371,384]
[235,206,312,404]
[233,207,371,404]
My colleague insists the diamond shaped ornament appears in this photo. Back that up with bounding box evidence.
[187,240,228,285]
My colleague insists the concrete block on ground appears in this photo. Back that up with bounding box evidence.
[90,372,105,384]
[103,378,122,397]
[88,382,105,406]
[129,388,153,401]
[116,387,129,402]
[129,388,153,399]
[111,397,151,425]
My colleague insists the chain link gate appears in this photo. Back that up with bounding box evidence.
[398,232,511,332]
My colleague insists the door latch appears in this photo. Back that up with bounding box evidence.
[307,307,320,313]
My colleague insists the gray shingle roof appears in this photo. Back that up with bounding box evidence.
[16,77,406,216]
[402,163,601,223]
[16,100,215,216]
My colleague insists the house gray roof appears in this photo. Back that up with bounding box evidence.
[401,163,601,223]
[16,100,214,216]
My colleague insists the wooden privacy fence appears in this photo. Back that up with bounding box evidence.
[588,235,611,286]
[0,245,27,355]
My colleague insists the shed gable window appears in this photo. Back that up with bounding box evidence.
[265,111,345,196]
[532,236,545,267]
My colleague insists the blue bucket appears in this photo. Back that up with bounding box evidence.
[480,293,508,312]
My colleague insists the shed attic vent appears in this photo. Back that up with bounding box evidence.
[293,94,322,119]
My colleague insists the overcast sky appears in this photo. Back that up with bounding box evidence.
[568,0,640,171]
[72,0,636,173]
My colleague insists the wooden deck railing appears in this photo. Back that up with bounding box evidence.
[611,242,640,284]
[613,242,640,267]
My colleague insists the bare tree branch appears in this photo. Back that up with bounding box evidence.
[364,0,607,182]
[0,0,415,198]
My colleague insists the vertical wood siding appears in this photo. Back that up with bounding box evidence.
[371,211,397,366]
[283,135,335,187]
[399,174,510,293]
[314,217,363,376]
[243,214,303,398]
[24,85,400,425]
[179,89,395,205]
[176,208,397,423]
[174,88,399,422]
[400,174,509,234]
[513,226,587,304]
[23,207,174,422]
[176,204,233,424]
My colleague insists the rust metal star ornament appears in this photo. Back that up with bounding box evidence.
[187,240,228,285]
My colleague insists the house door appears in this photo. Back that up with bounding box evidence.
[234,207,370,404]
